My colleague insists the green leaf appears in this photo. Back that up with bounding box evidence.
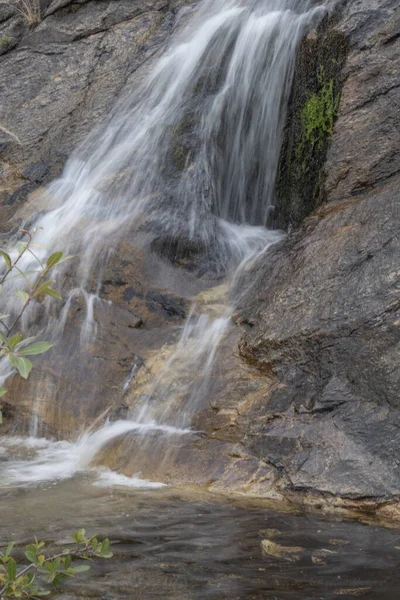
[17,241,28,255]
[5,543,14,558]
[20,570,35,585]
[101,551,113,558]
[0,314,10,320]
[14,336,37,350]
[53,572,69,588]
[9,333,22,350]
[34,591,51,596]
[9,355,32,379]
[91,538,98,551]
[42,287,62,300]
[101,539,110,554]
[25,549,37,564]
[45,572,55,584]
[46,252,63,269]
[74,529,85,544]
[62,555,72,570]
[70,565,90,573]
[58,254,77,264]
[7,557,16,581]
[19,342,53,357]
[15,290,30,304]
[33,280,56,298]
[0,250,11,268]
[0,330,8,345]
[0,387,7,398]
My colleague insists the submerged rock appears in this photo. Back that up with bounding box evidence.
[261,539,304,561]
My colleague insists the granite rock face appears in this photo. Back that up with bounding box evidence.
[325,0,400,202]
[0,0,187,231]
[236,0,400,502]
[238,178,400,498]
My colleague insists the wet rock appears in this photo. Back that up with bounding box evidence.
[325,0,400,202]
[1,0,399,519]
[274,13,349,229]
[219,0,400,508]
[0,0,190,226]
[3,238,195,437]
[261,539,304,562]
[275,0,399,231]
[237,174,400,499]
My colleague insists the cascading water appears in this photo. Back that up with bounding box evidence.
[0,0,326,487]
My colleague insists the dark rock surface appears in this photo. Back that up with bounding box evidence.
[0,0,188,231]
[238,179,400,498]
[274,14,349,229]
[236,0,400,503]
[325,0,400,202]
[0,0,200,437]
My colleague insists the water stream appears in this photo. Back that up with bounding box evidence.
[1,0,324,465]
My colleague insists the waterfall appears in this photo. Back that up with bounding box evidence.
[0,0,325,485]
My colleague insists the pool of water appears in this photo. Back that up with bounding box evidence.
[1,465,400,600]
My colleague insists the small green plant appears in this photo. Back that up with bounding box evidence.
[0,529,113,598]
[0,228,74,422]
[8,0,41,27]
[296,67,339,161]
[0,36,13,50]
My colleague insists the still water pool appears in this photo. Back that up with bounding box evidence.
[1,461,400,600]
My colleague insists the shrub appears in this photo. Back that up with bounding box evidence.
[0,529,112,598]
[0,228,73,423]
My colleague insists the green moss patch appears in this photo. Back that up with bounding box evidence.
[273,17,349,230]
[296,67,340,164]
[0,36,14,53]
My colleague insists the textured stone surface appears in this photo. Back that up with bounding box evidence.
[0,0,198,436]
[235,0,400,503]
[325,0,400,201]
[238,178,400,497]
[0,0,187,231]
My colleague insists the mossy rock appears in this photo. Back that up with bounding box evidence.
[0,35,16,55]
[272,15,349,230]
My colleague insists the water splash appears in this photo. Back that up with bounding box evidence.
[0,420,191,486]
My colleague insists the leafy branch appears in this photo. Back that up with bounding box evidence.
[0,229,75,421]
[0,530,112,599]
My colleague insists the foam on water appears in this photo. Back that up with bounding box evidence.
[93,469,166,489]
[0,420,191,487]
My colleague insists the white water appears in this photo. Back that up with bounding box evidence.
[0,0,326,488]
[0,420,190,486]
